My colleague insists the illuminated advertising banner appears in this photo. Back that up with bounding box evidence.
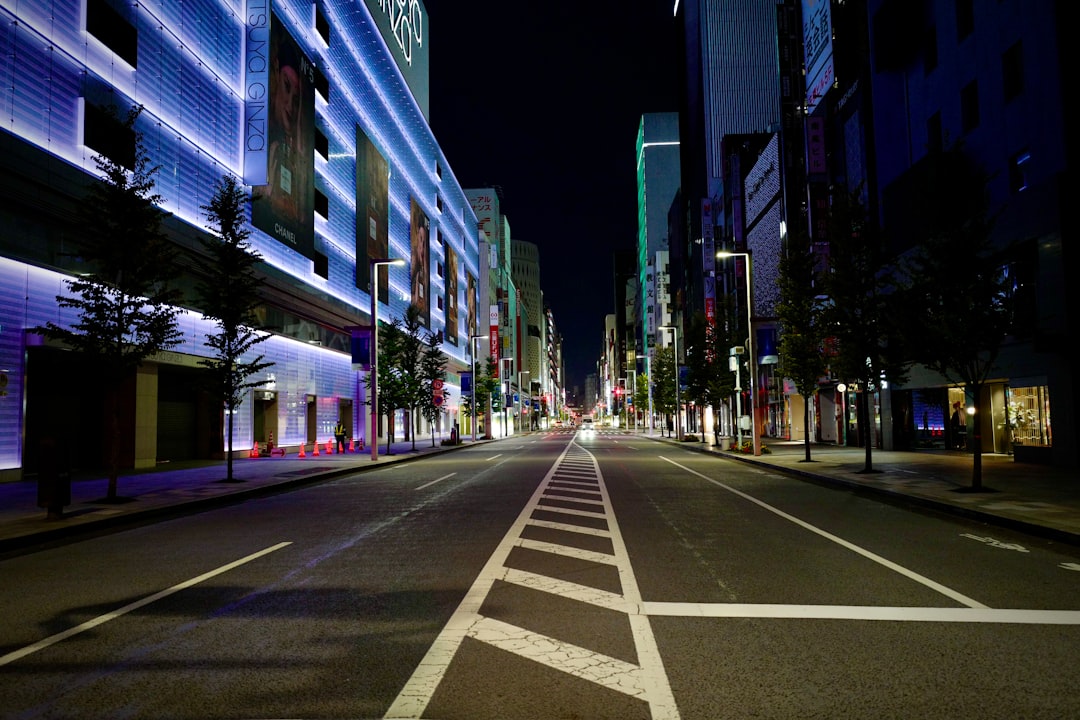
[410,197,431,325]
[251,13,315,260]
[363,0,430,121]
[802,0,834,114]
[702,197,716,327]
[445,244,459,346]
[489,304,500,376]
[243,0,270,185]
[355,124,390,302]
[467,272,477,339]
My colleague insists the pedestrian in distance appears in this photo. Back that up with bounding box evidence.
[334,420,347,453]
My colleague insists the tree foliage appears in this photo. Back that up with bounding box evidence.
[820,189,909,473]
[777,231,829,461]
[897,148,1011,489]
[194,174,274,481]
[651,346,676,436]
[684,310,736,442]
[36,105,182,499]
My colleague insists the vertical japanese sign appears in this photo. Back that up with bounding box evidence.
[467,272,477,340]
[702,197,716,327]
[489,304,500,377]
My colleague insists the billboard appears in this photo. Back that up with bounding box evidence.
[410,197,430,325]
[363,0,430,121]
[355,124,390,302]
[251,13,315,260]
[467,271,477,340]
[802,0,834,115]
[445,244,459,346]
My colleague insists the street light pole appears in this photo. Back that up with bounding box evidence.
[717,251,760,456]
[370,258,405,461]
[658,325,680,441]
[469,334,486,442]
[500,357,513,437]
[518,370,530,432]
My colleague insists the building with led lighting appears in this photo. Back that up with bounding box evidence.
[0,0,483,481]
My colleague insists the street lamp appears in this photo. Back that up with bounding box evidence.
[658,325,680,441]
[717,250,760,456]
[501,357,513,437]
[469,334,487,442]
[370,257,405,461]
[518,370,530,432]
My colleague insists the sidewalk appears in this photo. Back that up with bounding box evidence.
[2,432,1078,557]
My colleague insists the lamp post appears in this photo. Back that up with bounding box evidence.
[370,258,405,461]
[469,334,487,442]
[717,250,760,456]
[518,370,530,432]
[658,325,680,441]
[501,357,513,437]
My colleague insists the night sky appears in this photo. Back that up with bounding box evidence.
[424,2,681,391]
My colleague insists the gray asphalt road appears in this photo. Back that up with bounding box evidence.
[2,430,1078,719]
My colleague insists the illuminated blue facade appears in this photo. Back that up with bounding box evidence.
[0,0,480,478]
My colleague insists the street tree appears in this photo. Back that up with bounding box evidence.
[420,331,448,446]
[36,105,182,501]
[652,346,676,437]
[898,148,1012,490]
[684,310,736,444]
[777,233,829,462]
[194,174,274,482]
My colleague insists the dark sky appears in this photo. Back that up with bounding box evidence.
[424,2,681,391]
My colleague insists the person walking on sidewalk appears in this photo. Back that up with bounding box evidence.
[334,420,347,453]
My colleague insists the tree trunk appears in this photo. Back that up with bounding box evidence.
[106,386,120,501]
[226,402,235,482]
[969,384,984,490]
[858,390,877,474]
[801,392,813,462]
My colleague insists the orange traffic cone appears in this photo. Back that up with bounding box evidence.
[348,437,355,452]
[249,441,260,458]
[312,440,320,456]
[298,442,306,458]
[325,440,334,455]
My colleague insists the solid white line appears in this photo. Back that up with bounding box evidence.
[660,456,989,609]
[516,538,616,565]
[415,472,456,490]
[0,542,293,667]
[640,602,1080,624]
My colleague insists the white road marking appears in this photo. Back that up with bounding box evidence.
[960,533,1030,552]
[0,542,292,667]
[641,602,1080,624]
[1061,562,1080,572]
[661,456,990,609]
[387,444,681,720]
[415,472,456,490]
[485,454,502,461]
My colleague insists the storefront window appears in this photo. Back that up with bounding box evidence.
[1006,385,1051,448]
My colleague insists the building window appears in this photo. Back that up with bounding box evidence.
[314,66,329,102]
[960,80,979,133]
[437,296,444,311]
[436,194,444,213]
[315,127,328,160]
[926,111,942,154]
[313,251,328,279]
[956,0,974,41]
[1009,150,1030,193]
[84,102,136,169]
[435,162,442,180]
[1007,385,1051,448]
[315,6,330,45]
[1002,41,1023,102]
[87,0,137,68]
[315,188,328,219]
[437,261,444,278]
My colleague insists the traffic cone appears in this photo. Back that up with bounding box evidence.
[325,440,334,455]
[312,440,320,456]
[348,437,355,452]
[298,442,306,458]
[249,441,260,458]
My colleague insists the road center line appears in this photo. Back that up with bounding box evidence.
[485,454,502,461]
[0,542,292,667]
[415,473,456,490]
[660,456,989,609]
